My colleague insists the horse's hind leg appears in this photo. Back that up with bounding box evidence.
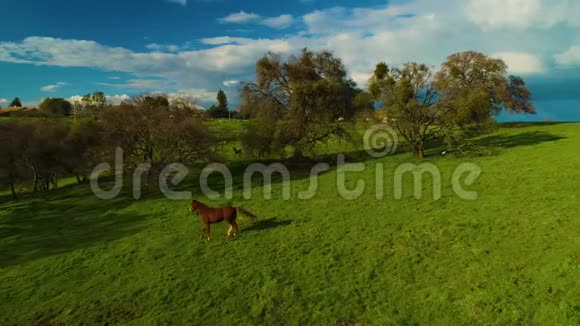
[232,221,238,237]
[226,223,234,238]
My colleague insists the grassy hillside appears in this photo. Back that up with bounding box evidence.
[0,123,578,325]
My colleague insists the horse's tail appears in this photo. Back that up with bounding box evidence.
[236,207,257,222]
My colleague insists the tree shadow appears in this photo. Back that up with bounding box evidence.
[0,193,146,268]
[242,217,292,233]
[0,194,13,204]
[472,131,566,149]
[500,121,571,128]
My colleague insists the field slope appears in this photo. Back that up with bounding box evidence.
[0,123,579,325]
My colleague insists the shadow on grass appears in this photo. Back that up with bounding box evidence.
[0,191,147,268]
[500,121,574,128]
[0,129,567,269]
[472,131,566,149]
[243,217,292,233]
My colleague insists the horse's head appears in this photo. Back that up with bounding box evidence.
[189,200,201,213]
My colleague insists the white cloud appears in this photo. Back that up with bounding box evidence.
[350,72,372,87]
[146,43,181,52]
[298,3,451,83]
[223,80,239,87]
[41,82,70,92]
[168,89,217,103]
[297,0,563,83]
[68,95,83,104]
[165,0,187,6]
[303,6,411,34]
[200,36,253,45]
[219,11,260,24]
[555,46,580,66]
[68,90,214,106]
[465,0,580,30]
[97,79,175,91]
[106,94,131,104]
[493,52,545,74]
[219,12,295,29]
[0,36,292,93]
[68,94,130,105]
[0,98,7,104]
[262,15,294,29]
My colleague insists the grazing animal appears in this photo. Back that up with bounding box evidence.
[189,200,257,240]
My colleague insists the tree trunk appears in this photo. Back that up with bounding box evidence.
[10,181,17,200]
[32,166,39,193]
[51,172,58,189]
[293,146,305,159]
[413,144,425,160]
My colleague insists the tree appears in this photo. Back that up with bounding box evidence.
[62,121,103,184]
[207,90,230,118]
[241,48,358,157]
[26,122,71,192]
[9,97,22,108]
[81,91,108,117]
[369,62,439,159]
[131,94,170,109]
[433,51,535,126]
[101,95,214,175]
[432,51,535,150]
[207,105,229,119]
[0,94,215,199]
[0,124,28,199]
[170,95,208,119]
[353,90,374,113]
[0,121,70,193]
[0,120,98,197]
[81,94,92,111]
[92,92,107,108]
[352,90,375,123]
[39,98,73,116]
[217,89,229,111]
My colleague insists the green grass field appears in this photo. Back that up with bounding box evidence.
[0,123,579,325]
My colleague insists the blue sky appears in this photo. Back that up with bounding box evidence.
[1,0,580,121]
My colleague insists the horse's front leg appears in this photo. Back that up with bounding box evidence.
[226,223,234,238]
[200,223,210,241]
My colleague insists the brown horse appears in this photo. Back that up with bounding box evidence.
[189,200,257,240]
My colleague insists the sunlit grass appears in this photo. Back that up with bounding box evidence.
[0,123,578,324]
